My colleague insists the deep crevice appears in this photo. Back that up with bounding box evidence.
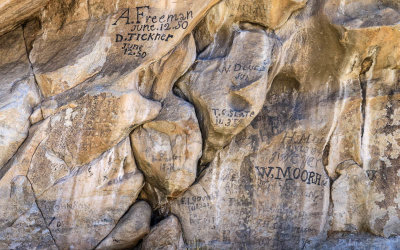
[359,57,373,150]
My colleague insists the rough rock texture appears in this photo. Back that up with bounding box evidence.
[96,201,151,250]
[0,0,49,35]
[1,0,400,249]
[140,215,185,250]
[131,93,202,201]
[0,27,40,170]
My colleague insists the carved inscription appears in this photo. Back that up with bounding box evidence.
[218,61,269,83]
[113,6,193,56]
[211,108,255,127]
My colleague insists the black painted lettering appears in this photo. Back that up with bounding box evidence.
[165,34,173,41]
[301,170,308,182]
[255,166,274,178]
[115,34,123,42]
[293,168,300,179]
[136,6,150,24]
[187,10,193,20]
[314,173,321,185]
[167,14,177,23]
[159,15,165,23]
[307,171,315,184]
[275,167,293,180]
[234,63,242,71]
[113,8,130,25]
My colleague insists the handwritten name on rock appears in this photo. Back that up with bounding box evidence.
[113,6,193,56]
[211,108,255,127]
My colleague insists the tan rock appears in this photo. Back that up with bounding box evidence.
[0,27,41,170]
[97,201,151,250]
[140,215,185,250]
[36,73,161,170]
[0,119,50,233]
[35,138,144,249]
[324,0,400,29]
[170,7,351,247]
[0,0,48,35]
[0,194,57,250]
[228,0,308,29]
[331,161,370,232]
[193,0,307,52]
[137,34,196,101]
[171,72,335,248]
[177,25,274,164]
[29,0,220,98]
[139,183,169,212]
[0,120,56,249]
[131,93,202,198]
[323,2,400,237]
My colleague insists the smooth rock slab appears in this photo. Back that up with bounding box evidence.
[97,201,151,250]
[140,215,184,250]
[35,138,144,249]
[0,0,49,35]
[177,25,274,164]
[36,73,161,170]
[0,27,41,170]
[0,200,57,250]
[0,119,50,231]
[171,77,333,249]
[29,0,220,97]
[131,93,202,198]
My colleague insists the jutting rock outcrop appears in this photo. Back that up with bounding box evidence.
[1,0,400,249]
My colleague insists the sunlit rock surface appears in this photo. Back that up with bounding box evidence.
[140,215,185,250]
[0,27,40,170]
[0,0,400,249]
[96,201,151,250]
[131,93,202,200]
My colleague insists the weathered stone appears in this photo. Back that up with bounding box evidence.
[316,234,400,249]
[35,72,161,170]
[97,201,151,250]
[29,0,220,98]
[35,138,144,249]
[331,161,370,233]
[140,215,184,250]
[323,0,400,237]
[1,0,400,248]
[0,119,50,231]
[177,25,274,164]
[131,93,202,198]
[0,27,41,170]
[137,34,196,101]
[228,0,307,29]
[0,198,57,250]
[324,0,400,29]
[171,4,349,247]
[0,0,48,35]
[194,0,307,52]
[139,183,169,212]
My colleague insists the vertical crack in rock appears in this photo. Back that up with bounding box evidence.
[25,176,60,250]
[359,57,373,152]
[22,20,44,101]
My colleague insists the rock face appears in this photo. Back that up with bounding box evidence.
[1,0,400,249]
[131,93,202,201]
[0,27,40,170]
[140,215,185,250]
[96,201,151,249]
